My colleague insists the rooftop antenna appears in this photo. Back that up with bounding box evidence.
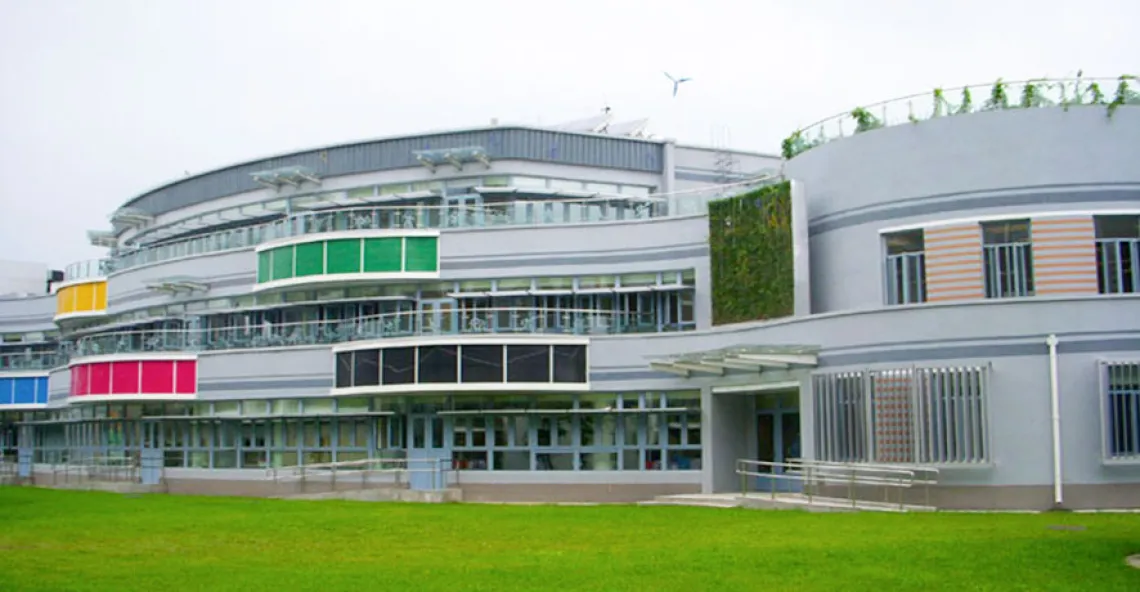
[664,71,692,97]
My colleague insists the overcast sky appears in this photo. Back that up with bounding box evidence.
[1,0,1137,270]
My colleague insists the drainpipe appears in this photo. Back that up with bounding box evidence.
[1046,334,1063,508]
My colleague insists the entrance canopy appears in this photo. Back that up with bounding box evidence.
[648,344,819,378]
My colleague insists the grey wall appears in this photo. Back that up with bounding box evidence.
[587,294,1140,489]
[196,347,332,400]
[0,294,56,333]
[785,106,1140,313]
[106,250,256,315]
[673,145,781,188]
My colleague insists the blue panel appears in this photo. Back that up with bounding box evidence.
[0,378,12,405]
[36,377,49,404]
[13,378,36,404]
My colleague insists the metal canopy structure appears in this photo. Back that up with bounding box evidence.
[648,344,820,378]
[251,165,322,189]
[111,207,154,230]
[87,229,117,248]
[473,185,665,204]
[413,146,491,172]
[144,276,209,295]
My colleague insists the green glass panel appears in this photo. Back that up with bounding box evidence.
[257,251,272,283]
[294,242,325,277]
[362,238,402,272]
[326,239,362,275]
[404,237,438,272]
[270,246,294,281]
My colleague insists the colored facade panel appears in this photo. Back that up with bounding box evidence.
[326,239,361,274]
[404,237,438,272]
[924,224,984,302]
[257,251,272,283]
[55,280,109,318]
[69,359,197,398]
[294,242,325,277]
[0,376,49,405]
[1031,216,1098,295]
[271,246,294,281]
[363,238,402,272]
[255,234,439,287]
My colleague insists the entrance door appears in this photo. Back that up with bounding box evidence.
[756,411,802,493]
[406,415,451,490]
[419,299,457,335]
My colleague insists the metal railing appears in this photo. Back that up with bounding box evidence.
[100,177,778,274]
[64,307,658,360]
[268,457,457,493]
[1097,238,1139,294]
[0,351,61,371]
[785,75,1139,158]
[48,454,140,485]
[736,458,940,511]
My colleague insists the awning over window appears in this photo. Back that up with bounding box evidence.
[144,276,209,295]
[251,165,322,188]
[648,344,819,377]
[413,146,491,172]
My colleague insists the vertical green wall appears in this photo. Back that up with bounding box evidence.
[708,182,794,325]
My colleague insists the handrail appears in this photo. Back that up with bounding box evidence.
[784,75,1139,158]
[0,351,62,371]
[62,306,664,361]
[268,457,456,492]
[95,176,779,274]
[735,458,939,511]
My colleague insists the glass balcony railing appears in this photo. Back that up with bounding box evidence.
[0,350,63,371]
[63,259,114,282]
[98,178,776,274]
[63,307,670,362]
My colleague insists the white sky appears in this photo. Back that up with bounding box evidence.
[1,0,1137,270]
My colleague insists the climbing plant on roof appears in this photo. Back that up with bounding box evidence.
[708,181,794,325]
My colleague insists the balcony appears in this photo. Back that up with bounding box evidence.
[63,307,668,361]
[0,349,62,371]
[107,177,779,273]
[63,258,114,282]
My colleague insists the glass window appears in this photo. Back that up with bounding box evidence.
[577,275,615,289]
[495,278,532,291]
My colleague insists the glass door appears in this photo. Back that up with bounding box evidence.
[406,414,450,490]
[418,299,457,335]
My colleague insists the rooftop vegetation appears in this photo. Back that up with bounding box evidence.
[783,73,1140,159]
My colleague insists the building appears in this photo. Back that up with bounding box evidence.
[1,80,1138,510]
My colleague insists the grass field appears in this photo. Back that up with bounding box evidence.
[0,488,1138,591]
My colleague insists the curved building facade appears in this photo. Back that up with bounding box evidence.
[2,92,1138,509]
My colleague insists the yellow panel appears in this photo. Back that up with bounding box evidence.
[93,281,107,310]
[73,283,95,313]
[55,286,73,315]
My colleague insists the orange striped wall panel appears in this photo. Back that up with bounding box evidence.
[1031,216,1098,295]
[924,223,984,302]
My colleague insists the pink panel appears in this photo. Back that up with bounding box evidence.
[75,362,87,396]
[140,360,175,394]
[89,362,112,395]
[69,366,82,396]
[111,361,141,395]
[174,360,197,394]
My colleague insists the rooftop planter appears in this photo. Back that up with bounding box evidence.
[782,73,1140,159]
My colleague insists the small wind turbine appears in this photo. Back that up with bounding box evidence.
[664,71,692,97]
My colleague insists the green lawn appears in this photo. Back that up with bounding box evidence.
[0,488,1137,591]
